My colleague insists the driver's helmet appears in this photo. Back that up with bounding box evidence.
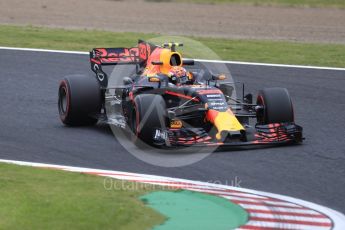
[168,66,190,85]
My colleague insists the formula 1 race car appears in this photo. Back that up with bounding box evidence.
[58,40,303,147]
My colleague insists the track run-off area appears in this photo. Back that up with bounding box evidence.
[1,159,344,230]
[0,47,344,229]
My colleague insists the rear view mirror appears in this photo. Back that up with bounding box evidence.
[182,59,195,65]
[212,74,227,81]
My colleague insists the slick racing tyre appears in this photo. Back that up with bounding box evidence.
[131,94,167,146]
[58,75,101,126]
[256,87,294,124]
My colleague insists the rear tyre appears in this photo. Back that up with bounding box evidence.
[58,75,102,126]
[131,94,167,146]
[256,87,294,124]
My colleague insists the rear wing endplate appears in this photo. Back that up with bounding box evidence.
[89,40,157,87]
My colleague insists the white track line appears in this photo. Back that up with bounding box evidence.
[250,213,331,223]
[187,187,269,199]
[0,46,344,71]
[221,195,302,208]
[193,59,345,71]
[239,204,322,215]
[240,221,331,230]
[0,46,88,55]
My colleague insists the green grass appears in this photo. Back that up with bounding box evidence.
[0,25,344,67]
[0,163,165,230]
[199,37,345,67]
[147,0,345,8]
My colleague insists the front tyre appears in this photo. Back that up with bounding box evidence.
[256,87,294,124]
[58,75,101,126]
[131,94,167,146]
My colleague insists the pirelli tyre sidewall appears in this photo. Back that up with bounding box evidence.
[131,94,167,146]
[58,75,101,126]
[256,87,294,124]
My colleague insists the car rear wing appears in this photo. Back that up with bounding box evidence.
[90,40,158,87]
[90,47,140,66]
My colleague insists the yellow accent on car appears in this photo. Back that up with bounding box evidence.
[160,49,182,75]
[148,77,160,82]
[214,111,244,140]
[170,120,183,129]
[187,72,193,80]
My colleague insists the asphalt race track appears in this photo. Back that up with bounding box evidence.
[0,49,344,213]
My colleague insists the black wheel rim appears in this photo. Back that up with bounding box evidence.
[256,96,265,124]
[58,86,68,115]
